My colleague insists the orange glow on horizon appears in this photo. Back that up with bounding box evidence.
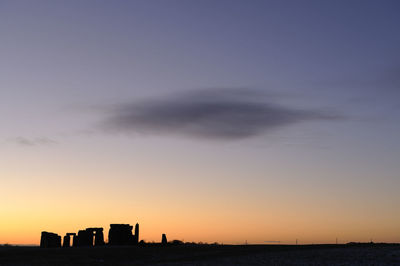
[2,144,400,246]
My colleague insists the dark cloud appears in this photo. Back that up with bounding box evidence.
[12,137,57,146]
[103,89,341,140]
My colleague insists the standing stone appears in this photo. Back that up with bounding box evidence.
[134,223,139,244]
[65,233,76,247]
[161,234,167,245]
[40,231,61,248]
[73,234,78,247]
[63,235,70,247]
[108,224,134,245]
[76,230,92,246]
[93,228,105,246]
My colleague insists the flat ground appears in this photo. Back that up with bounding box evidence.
[0,244,399,265]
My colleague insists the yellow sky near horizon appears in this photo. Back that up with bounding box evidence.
[2,167,399,245]
[2,135,400,245]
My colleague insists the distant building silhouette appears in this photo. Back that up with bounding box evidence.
[40,232,61,248]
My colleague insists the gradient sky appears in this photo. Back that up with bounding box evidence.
[1,0,400,245]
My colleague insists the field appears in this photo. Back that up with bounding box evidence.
[1,244,399,265]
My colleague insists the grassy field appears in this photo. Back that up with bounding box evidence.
[1,244,399,265]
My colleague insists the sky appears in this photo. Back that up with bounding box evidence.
[1,0,400,245]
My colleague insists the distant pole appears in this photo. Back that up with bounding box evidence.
[296,239,298,245]
[336,238,338,244]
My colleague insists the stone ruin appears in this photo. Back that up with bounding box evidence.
[108,223,139,245]
[62,233,76,247]
[40,231,61,248]
[74,227,105,247]
[40,223,147,248]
